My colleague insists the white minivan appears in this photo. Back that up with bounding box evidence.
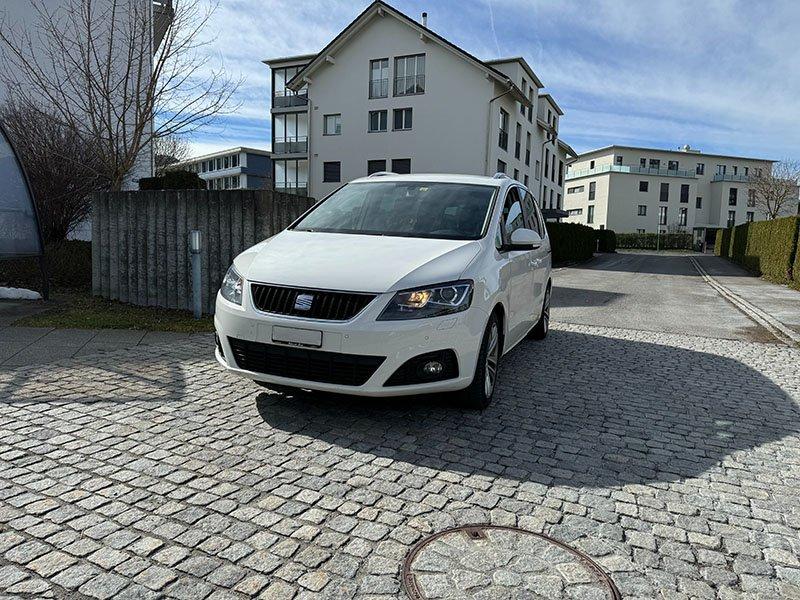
[214,173,551,408]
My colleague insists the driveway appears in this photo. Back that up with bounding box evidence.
[1,256,799,599]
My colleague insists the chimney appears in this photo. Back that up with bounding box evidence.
[421,12,427,27]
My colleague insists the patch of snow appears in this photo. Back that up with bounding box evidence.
[0,287,42,300]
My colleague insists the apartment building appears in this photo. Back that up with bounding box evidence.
[171,147,272,190]
[264,0,573,210]
[563,145,795,243]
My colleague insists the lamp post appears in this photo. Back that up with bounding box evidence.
[189,230,202,319]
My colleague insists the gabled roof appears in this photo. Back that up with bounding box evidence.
[557,139,578,159]
[285,0,530,107]
[538,93,564,116]
[484,57,544,89]
[263,53,316,67]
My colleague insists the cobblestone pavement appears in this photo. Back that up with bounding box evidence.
[1,323,799,599]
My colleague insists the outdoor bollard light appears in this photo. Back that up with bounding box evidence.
[189,230,202,319]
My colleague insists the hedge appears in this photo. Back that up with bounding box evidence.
[793,239,800,290]
[139,170,206,190]
[546,222,596,264]
[616,232,693,250]
[0,240,92,292]
[595,229,616,253]
[714,216,800,284]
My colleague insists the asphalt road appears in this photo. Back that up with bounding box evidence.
[551,251,775,342]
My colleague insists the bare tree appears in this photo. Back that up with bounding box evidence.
[0,100,109,243]
[0,0,241,191]
[749,160,800,220]
[154,133,191,175]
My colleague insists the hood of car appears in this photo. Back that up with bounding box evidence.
[238,230,482,293]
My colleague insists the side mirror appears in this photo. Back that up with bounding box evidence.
[507,228,543,250]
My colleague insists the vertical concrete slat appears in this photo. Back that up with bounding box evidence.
[127,192,137,305]
[166,192,178,309]
[108,192,119,300]
[146,191,158,307]
[197,191,209,314]
[206,191,220,314]
[176,191,188,311]
[91,193,101,296]
[117,192,129,303]
[155,190,167,307]
[136,193,148,305]
[243,190,255,247]
[231,190,243,261]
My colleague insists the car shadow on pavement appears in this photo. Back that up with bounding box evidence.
[255,329,800,489]
[551,286,625,308]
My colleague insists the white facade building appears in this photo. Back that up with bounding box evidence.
[264,0,574,213]
[563,145,797,244]
[170,147,272,190]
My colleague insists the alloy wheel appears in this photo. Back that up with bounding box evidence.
[484,322,499,397]
[543,288,550,334]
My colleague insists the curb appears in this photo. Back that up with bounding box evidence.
[689,257,800,347]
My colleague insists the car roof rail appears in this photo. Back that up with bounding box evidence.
[368,171,397,177]
[492,172,511,179]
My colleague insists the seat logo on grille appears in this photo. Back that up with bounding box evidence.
[294,293,314,311]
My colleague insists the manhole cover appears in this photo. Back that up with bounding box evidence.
[402,525,621,600]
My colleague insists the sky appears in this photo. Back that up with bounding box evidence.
[188,0,800,161]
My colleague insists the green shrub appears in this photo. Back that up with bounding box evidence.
[729,223,749,263]
[616,232,692,250]
[0,240,92,291]
[139,170,206,190]
[546,222,595,265]
[595,229,617,253]
[714,228,730,257]
[793,238,800,289]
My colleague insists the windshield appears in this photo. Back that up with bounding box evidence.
[292,181,496,240]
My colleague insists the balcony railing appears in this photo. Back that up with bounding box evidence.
[566,164,697,180]
[712,173,752,183]
[274,182,308,197]
[273,136,308,155]
[394,74,425,96]
[369,78,388,99]
[273,91,308,108]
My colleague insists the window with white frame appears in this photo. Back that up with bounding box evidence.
[369,58,389,98]
[394,54,425,96]
[393,108,412,131]
[368,110,387,132]
[323,114,341,135]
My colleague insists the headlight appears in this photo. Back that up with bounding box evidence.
[377,280,473,321]
[220,265,243,305]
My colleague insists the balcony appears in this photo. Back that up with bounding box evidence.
[369,78,388,99]
[274,182,308,197]
[712,173,752,183]
[566,164,697,180]
[273,136,308,155]
[273,91,308,109]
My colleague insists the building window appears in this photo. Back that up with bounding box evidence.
[638,205,647,216]
[544,149,550,179]
[649,159,660,169]
[394,54,425,96]
[639,181,648,192]
[640,158,646,168]
[668,160,679,171]
[744,167,749,176]
[659,206,668,225]
[535,160,541,180]
[727,210,735,228]
[556,193,561,209]
[679,207,688,226]
[558,160,564,186]
[323,114,341,135]
[660,182,669,202]
[368,110,387,132]
[513,168,519,181]
[525,133,531,166]
[637,229,646,234]
[747,189,756,207]
[323,161,341,182]
[717,164,726,175]
[696,163,705,175]
[392,158,411,174]
[367,159,386,175]
[497,159,506,174]
[732,166,738,175]
[274,111,309,153]
[527,87,534,123]
[524,174,529,187]
[273,158,308,195]
[588,181,596,201]
[520,78,527,115]
[216,158,222,170]
[680,184,689,203]
[567,208,583,216]
[514,123,522,159]
[498,109,508,150]
[393,108,412,131]
[232,154,239,167]
[696,196,702,209]
[369,58,389,98]
[567,186,585,194]
[615,155,623,165]
[729,187,738,206]
[746,211,754,222]
[587,205,595,224]
[589,160,595,169]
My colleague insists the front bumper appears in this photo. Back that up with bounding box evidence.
[214,289,487,397]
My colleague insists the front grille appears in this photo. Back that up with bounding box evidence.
[250,284,376,321]
[228,337,385,386]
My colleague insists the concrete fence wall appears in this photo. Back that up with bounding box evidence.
[92,189,316,313]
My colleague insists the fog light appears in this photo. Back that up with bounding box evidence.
[422,361,443,376]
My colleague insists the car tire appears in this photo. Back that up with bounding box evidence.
[529,283,551,340]
[459,313,501,410]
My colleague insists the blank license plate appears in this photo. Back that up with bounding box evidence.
[272,326,322,348]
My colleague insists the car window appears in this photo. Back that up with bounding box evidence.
[500,187,525,243]
[522,191,541,236]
